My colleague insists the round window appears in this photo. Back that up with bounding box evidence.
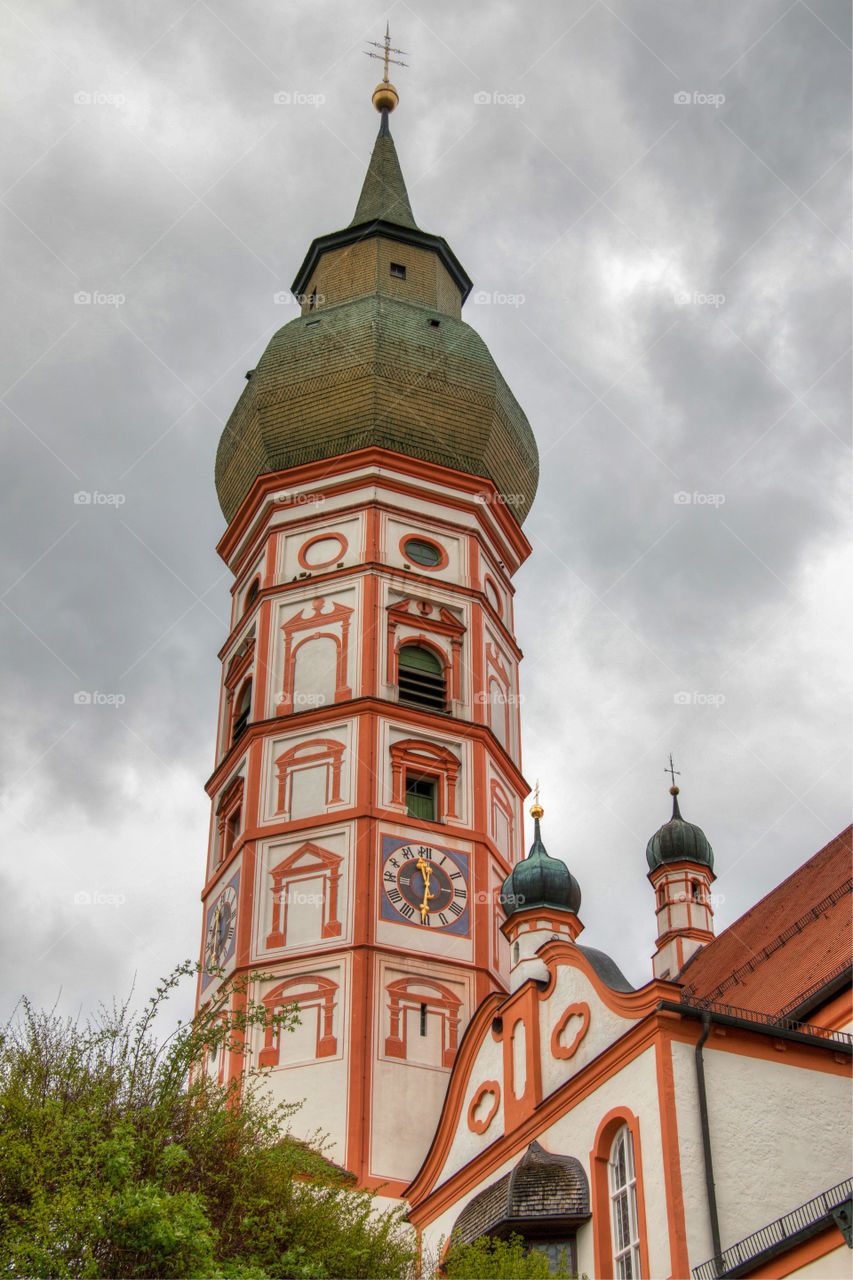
[404,538,442,567]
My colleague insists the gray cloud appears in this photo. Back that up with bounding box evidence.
[1,0,849,1019]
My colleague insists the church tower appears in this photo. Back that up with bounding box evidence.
[196,65,539,1193]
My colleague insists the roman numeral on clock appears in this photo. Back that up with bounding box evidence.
[449,901,463,916]
[399,903,415,919]
[387,888,402,903]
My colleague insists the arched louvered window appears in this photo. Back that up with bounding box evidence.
[398,644,447,713]
[232,680,252,744]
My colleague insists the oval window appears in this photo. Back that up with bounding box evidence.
[404,538,442,567]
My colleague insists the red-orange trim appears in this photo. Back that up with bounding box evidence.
[655,1031,689,1279]
[399,533,449,571]
[298,531,348,569]
[590,1108,651,1280]
[467,1081,501,1134]
[551,1002,590,1060]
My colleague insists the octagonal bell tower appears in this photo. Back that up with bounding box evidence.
[196,74,539,1195]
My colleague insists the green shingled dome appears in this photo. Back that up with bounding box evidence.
[500,819,582,918]
[215,294,539,523]
[646,792,714,872]
[214,111,538,525]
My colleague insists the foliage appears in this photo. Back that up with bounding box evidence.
[441,1232,577,1279]
[0,963,416,1279]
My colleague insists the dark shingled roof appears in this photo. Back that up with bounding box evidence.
[452,1142,590,1245]
[576,944,635,993]
[350,108,418,229]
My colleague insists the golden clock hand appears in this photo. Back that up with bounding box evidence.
[210,900,223,965]
[417,858,435,921]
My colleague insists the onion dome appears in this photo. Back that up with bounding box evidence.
[646,787,714,872]
[500,809,581,918]
[214,108,538,526]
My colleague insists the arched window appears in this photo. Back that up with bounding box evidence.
[691,879,701,902]
[232,680,252,744]
[398,644,447,712]
[244,577,261,612]
[609,1125,641,1278]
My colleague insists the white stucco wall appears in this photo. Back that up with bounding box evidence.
[671,1036,852,1269]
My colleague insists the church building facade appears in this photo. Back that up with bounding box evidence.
[196,65,852,1279]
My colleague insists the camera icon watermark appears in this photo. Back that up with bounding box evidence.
[471,290,525,308]
[73,691,127,707]
[673,491,726,507]
[73,90,126,108]
[674,691,726,708]
[73,889,126,907]
[475,490,525,508]
[473,90,526,108]
[73,491,126,506]
[673,90,725,109]
[73,291,126,307]
[675,291,726,308]
[273,91,326,107]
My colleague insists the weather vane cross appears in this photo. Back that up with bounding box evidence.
[364,22,409,83]
[666,754,681,788]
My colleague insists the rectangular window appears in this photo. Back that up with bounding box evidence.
[419,1003,427,1036]
[390,262,406,279]
[406,773,437,822]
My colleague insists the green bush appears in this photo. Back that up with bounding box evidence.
[442,1232,576,1279]
[0,964,416,1279]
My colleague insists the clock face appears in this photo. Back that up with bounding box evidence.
[380,837,470,934]
[202,874,239,985]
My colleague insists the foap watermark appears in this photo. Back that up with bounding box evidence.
[474,690,525,706]
[673,90,725,109]
[280,492,325,508]
[73,890,126,907]
[273,291,326,306]
[674,691,726,708]
[273,91,325,107]
[74,290,125,307]
[73,490,126,506]
[673,890,726,906]
[673,490,726,507]
[675,291,725,308]
[473,90,526,108]
[472,290,525,308]
[475,491,526,508]
[73,691,127,707]
[73,90,126,108]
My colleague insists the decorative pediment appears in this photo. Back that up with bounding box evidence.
[387,597,466,638]
[270,840,342,879]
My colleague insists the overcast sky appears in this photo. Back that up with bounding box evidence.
[1,0,850,1031]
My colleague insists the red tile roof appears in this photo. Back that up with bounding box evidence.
[679,826,852,1017]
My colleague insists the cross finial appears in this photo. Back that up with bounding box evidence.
[530,779,544,819]
[364,22,409,83]
[666,754,681,789]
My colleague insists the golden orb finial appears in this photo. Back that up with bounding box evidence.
[530,779,544,820]
[364,23,407,114]
[372,80,399,113]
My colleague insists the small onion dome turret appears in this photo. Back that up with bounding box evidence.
[500,807,581,918]
[646,787,714,873]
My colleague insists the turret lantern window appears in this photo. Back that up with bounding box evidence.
[403,537,442,567]
[405,773,437,822]
[398,644,447,712]
[231,680,252,744]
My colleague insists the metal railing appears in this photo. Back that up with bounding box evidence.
[693,1178,853,1280]
[776,961,852,1017]
[677,993,853,1049]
